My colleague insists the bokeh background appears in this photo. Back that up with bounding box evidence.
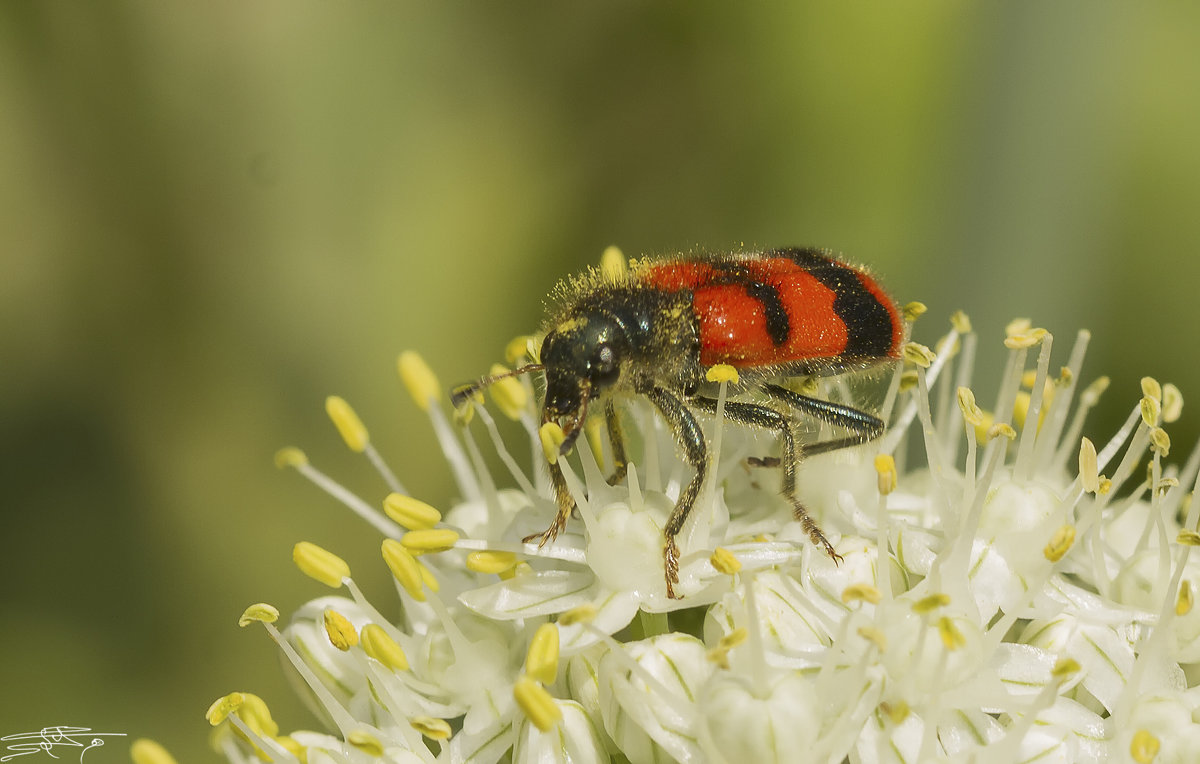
[4,3,1200,759]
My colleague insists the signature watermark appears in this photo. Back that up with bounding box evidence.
[1,727,126,762]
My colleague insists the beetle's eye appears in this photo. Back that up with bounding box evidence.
[591,344,619,385]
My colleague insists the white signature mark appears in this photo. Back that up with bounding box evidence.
[1,727,126,762]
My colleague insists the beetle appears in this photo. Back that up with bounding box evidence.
[453,247,904,598]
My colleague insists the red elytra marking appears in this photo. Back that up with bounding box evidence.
[643,256,885,367]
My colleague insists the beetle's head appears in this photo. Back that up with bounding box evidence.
[539,312,629,454]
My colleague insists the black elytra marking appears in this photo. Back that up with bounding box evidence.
[776,247,895,357]
[710,260,791,346]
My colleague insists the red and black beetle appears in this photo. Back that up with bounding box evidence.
[454,248,903,598]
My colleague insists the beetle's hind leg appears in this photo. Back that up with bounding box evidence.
[691,396,841,564]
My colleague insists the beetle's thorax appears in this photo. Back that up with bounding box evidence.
[540,285,698,420]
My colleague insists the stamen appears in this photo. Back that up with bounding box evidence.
[360,623,409,671]
[382,493,442,530]
[238,603,280,627]
[323,608,358,651]
[293,542,350,588]
[525,623,561,684]
[347,730,384,757]
[514,676,562,732]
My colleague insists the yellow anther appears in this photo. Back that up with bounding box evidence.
[488,363,529,420]
[402,528,460,554]
[453,398,477,425]
[1157,477,1180,498]
[383,493,442,530]
[1005,317,1032,336]
[874,453,897,495]
[397,351,441,411]
[881,700,910,725]
[1177,530,1200,547]
[1141,396,1161,427]
[347,730,384,757]
[130,739,179,764]
[381,539,426,601]
[1131,729,1161,764]
[205,692,245,726]
[706,364,740,385]
[1043,525,1076,563]
[719,628,749,650]
[1003,328,1048,349]
[957,387,984,427]
[1079,438,1099,494]
[938,617,966,651]
[600,245,628,281]
[361,623,409,671]
[706,646,732,670]
[539,421,567,464]
[898,370,918,393]
[274,446,308,469]
[912,593,950,614]
[710,546,742,575]
[584,416,605,470]
[1051,657,1081,678]
[1020,370,1038,389]
[1150,427,1171,457]
[293,542,351,588]
[972,410,995,445]
[558,604,597,626]
[902,342,936,368]
[1162,383,1184,424]
[950,310,972,334]
[505,335,534,365]
[1098,476,1113,495]
[902,301,927,323]
[323,608,359,651]
[410,716,452,741]
[1013,391,1033,431]
[987,422,1017,441]
[526,623,561,684]
[325,396,369,453]
[238,603,279,627]
[1057,366,1074,386]
[467,550,519,575]
[514,676,562,732]
[1178,580,1193,617]
[857,626,887,652]
[501,561,533,580]
[1141,376,1163,402]
[842,583,882,605]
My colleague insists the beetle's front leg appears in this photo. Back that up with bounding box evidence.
[523,458,573,547]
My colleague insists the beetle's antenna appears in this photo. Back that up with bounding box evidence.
[451,364,544,409]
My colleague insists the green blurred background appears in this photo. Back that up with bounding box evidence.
[3,2,1200,759]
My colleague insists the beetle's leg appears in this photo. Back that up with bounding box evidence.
[647,386,708,599]
[522,459,574,547]
[692,396,842,564]
[605,400,628,486]
[761,383,884,442]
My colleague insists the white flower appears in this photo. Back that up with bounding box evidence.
[172,300,1200,764]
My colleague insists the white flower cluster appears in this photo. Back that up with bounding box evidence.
[198,314,1200,764]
